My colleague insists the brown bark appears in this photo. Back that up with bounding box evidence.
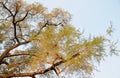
[0,52,80,78]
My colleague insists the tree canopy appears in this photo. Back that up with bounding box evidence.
[0,0,118,78]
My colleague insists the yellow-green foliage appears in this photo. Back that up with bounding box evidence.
[28,24,108,74]
[0,0,118,77]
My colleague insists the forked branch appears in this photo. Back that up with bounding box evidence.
[0,52,80,78]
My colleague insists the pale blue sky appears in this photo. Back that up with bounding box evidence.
[25,0,120,78]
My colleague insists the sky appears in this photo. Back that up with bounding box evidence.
[25,0,120,78]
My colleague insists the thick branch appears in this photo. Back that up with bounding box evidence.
[0,52,80,78]
[0,41,31,65]
[0,61,8,65]
[13,21,20,43]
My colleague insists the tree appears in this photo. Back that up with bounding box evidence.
[0,0,118,78]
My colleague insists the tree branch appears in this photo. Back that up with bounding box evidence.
[6,54,30,58]
[34,21,48,37]
[0,61,8,65]
[15,11,29,24]
[0,1,21,43]
[0,52,80,78]
[35,21,63,37]
[13,21,20,43]
[0,2,13,16]
[0,41,31,65]
[1,2,29,43]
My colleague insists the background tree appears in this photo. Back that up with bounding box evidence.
[0,0,118,78]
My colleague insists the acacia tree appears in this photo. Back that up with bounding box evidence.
[0,0,118,78]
